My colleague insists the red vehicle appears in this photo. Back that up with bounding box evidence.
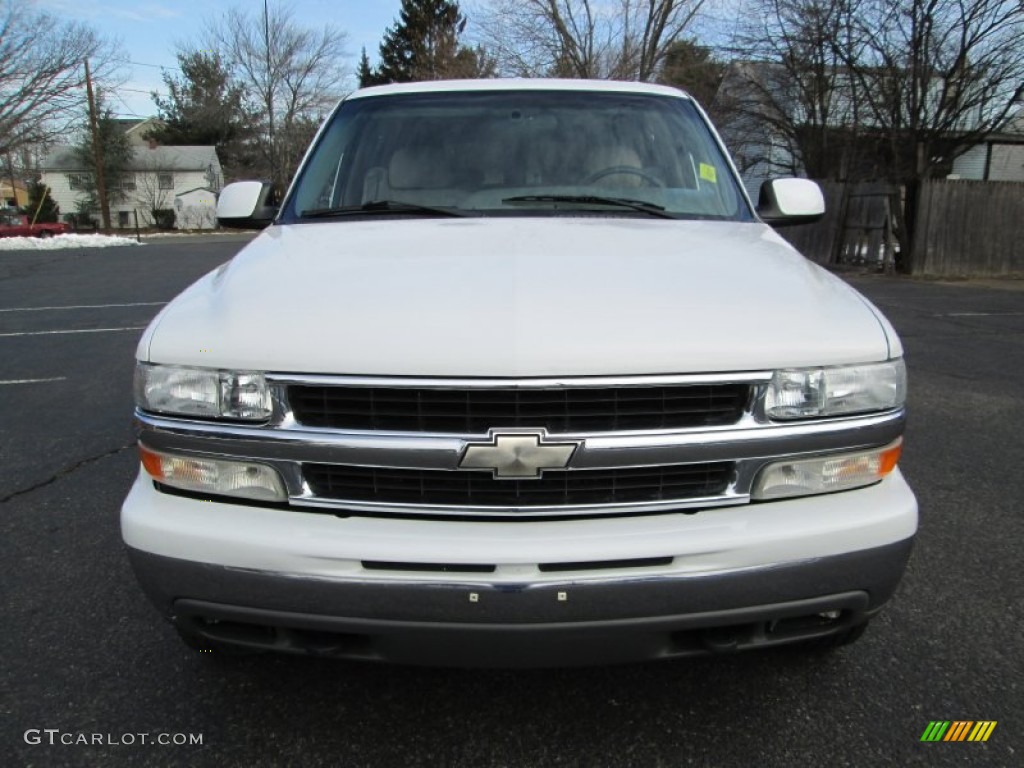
[0,211,70,238]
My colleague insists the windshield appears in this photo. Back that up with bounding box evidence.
[282,89,753,222]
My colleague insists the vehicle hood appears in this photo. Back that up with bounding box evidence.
[142,218,892,376]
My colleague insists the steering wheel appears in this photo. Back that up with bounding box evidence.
[582,166,665,187]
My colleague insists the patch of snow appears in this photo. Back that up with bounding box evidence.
[0,233,143,251]
[141,230,239,238]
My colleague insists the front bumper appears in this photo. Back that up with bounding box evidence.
[129,541,911,667]
[122,469,917,666]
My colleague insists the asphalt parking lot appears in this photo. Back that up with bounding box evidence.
[2,238,1022,767]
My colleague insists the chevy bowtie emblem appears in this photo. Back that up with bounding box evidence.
[459,431,579,479]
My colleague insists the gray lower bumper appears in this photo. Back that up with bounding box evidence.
[127,539,913,667]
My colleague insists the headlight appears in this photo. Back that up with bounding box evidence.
[753,439,902,500]
[134,363,272,421]
[140,445,286,501]
[765,359,905,420]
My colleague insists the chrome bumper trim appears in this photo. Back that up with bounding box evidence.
[136,408,904,517]
[286,491,750,517]
[136,409,905,471]
[265,371,774,389]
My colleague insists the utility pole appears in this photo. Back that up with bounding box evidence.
[263,0,278,194]
[4,151,17,210]
[84,58,111,231]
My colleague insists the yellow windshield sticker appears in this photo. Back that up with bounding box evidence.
[699,163,717,183]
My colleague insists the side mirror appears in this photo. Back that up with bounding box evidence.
[757,178,825,226]
[217,181,278,229]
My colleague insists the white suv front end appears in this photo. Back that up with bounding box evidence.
[121,80,916,666]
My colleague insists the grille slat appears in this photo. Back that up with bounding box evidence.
[304,462,733,508]
[289,384,749,433]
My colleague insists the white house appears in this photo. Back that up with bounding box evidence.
[40,136,224,230]
[950,111,1024,181]
[174,187,218,229]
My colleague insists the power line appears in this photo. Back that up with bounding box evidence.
[127,60,180,71]
[113,91,144,117]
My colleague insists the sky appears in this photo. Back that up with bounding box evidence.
[33,0,405,119]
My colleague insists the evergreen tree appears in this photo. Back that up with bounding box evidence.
[145,50,254,178]
[357,48,386,87]
[375,0,492,83]
[73,92,133,213]
[23,181,60,222]
[657,40,726,111]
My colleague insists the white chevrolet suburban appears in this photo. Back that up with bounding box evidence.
[122,80,916,667]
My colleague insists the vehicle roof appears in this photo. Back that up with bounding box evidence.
[347,78,692,101]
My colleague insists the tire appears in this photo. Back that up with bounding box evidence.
[36,229,54,239]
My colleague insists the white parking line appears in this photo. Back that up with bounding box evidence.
[940,311,1024,317]
[0,327,147,337]
[0,377,67,385]
[0,301,166,312]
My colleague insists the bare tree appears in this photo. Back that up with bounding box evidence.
[716,0,1024,265]
[133,156,177,228]
[725,0,1024,180]
[476,0,706,81]
[0,0,122,155]
[205,2,348,191]
[837,0,1024,264]
[842,0,1024,181]
[719,0,868,180]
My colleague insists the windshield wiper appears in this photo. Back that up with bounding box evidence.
[501,194,677,219]
[301,200,467,218]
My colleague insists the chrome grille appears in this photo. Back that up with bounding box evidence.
[303,462,734,508]
[288,383,750,433]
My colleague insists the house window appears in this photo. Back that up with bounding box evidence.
[118,211,131,228]
[67,173,91,190]
[118,173,136,192]
[158,173,174,190]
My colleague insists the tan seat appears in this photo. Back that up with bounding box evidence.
[584,146,645,188]
[362,146,456,205]
[388,147,453,190]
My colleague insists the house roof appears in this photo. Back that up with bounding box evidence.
[175,186,217,197]
[986,109,1024,142]
[112,117,166,135]
[41,145,221,173]
[112,118,146,133]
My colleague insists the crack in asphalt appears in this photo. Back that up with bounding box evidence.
[0,441,137,504]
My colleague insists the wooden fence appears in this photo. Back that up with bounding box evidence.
[778,181,844,264]
[776,179,1023,276]
[780,182,898,271]
[911,180,1024,276]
